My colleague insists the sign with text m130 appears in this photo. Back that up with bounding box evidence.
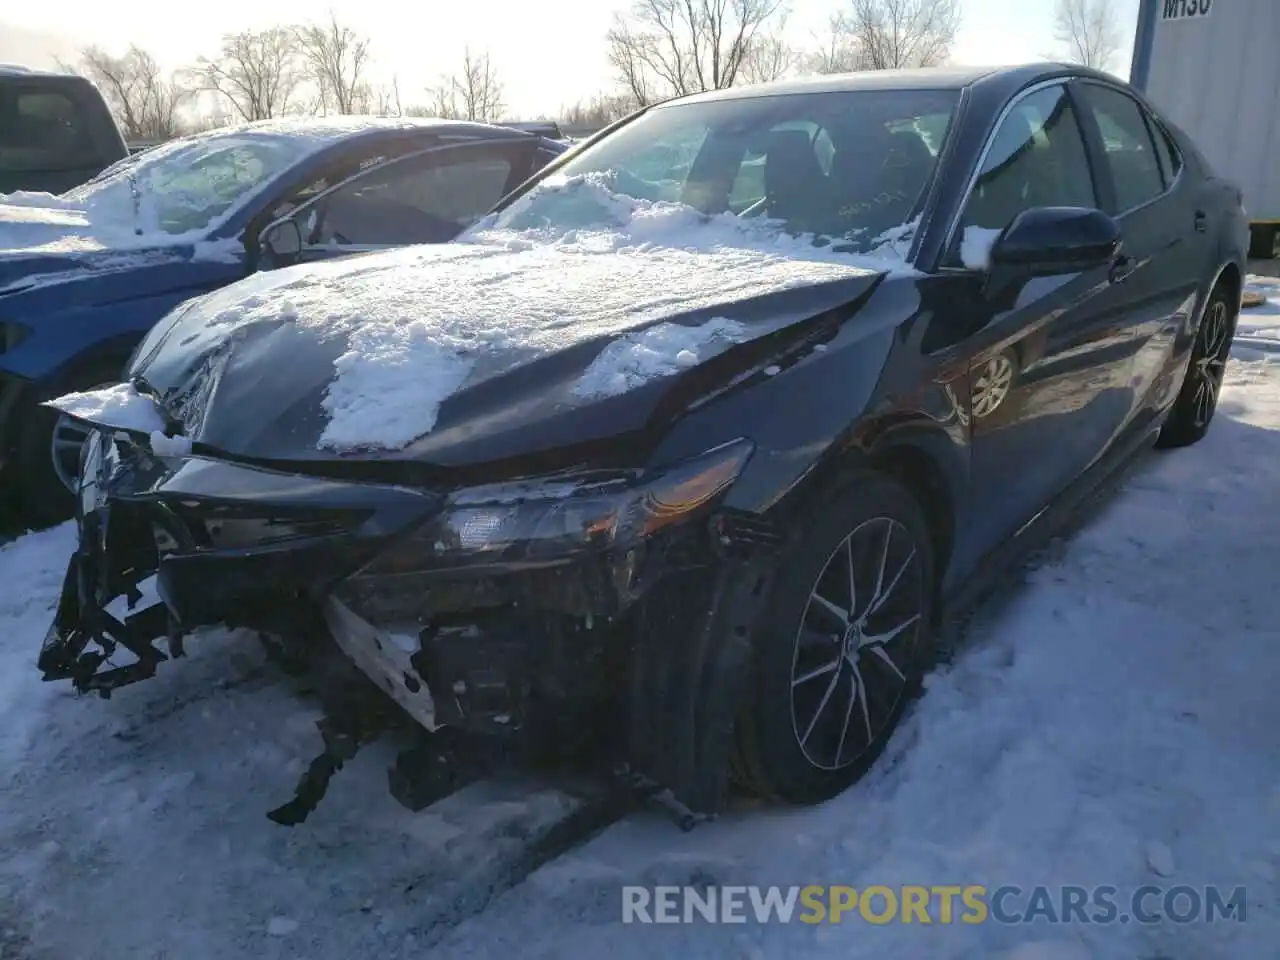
[1162,0,1212,20]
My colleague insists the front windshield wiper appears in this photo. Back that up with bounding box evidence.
[127,170,143,237]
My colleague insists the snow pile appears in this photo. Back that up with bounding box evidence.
[960,225,1003,270]
[1230,273,1280,359]
[480,171,918,265]
[189,180,891,452]
[149,431,193,457]
[43,381,164,434]
[572,317,746,400]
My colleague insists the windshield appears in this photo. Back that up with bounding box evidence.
[64,134,319,236]
[491,88,959,253]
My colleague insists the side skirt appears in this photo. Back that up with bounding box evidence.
[938,420,1163,639]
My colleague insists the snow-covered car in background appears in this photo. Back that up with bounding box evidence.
[38,64,1246,828]
[0,117,566,523]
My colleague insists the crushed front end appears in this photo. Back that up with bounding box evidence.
[40,425,781,826]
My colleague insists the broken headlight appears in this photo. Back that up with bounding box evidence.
[366,437,754,573]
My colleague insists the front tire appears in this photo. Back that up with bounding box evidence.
[731,471,936,805]
[1156,282,1236,450]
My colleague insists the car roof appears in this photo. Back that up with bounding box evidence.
[193,115,539,144]
[119,116,543,164]
[0,64,85,81]
[658,63,1096,107]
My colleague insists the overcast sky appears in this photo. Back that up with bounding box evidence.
[0,0,1141,118]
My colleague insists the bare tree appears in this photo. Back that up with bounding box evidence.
[1053,0,1121,72]
[605,0,786,105]
[195,27,305,122]
[426,48,505,122]
[296,12,372,115]
[826,0,962,71]
[803,12,861,74]
[75,45,190,140]
[560,91,640,128]
[361,75,403,117]
[739,16,798,84]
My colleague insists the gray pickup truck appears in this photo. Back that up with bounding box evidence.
[0,65,128,195]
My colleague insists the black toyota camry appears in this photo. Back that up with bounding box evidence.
[39,63,1247,825]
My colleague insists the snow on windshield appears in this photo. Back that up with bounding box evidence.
[67,136,313,237]
[188,172,902,454]
[0,118,421,255]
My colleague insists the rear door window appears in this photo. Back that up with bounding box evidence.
[1147,117,1182,188]
[0,85,103,173]
[1075,84,1167,213]
[305,144,520,247]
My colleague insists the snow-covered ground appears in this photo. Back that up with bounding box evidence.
[3,300,1280,959]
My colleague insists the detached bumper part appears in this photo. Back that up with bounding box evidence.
[38,511,177,697]
[42,433,779,826]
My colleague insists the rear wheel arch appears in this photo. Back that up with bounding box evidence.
[1214,260,1242,311]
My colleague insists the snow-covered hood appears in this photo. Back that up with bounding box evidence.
[51,219,892,470]
[0,197,100,261]
[0,191,249,305]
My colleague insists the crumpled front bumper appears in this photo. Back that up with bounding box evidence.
[39,430,175,694]
[37,428,437,695]
[38,427,784,824]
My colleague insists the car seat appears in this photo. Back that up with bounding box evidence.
[763,129,829,228]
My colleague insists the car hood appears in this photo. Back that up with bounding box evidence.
[0,194,238,297]
[61,237,890,473]
[0,245,209,300]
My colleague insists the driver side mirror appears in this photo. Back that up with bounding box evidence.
[260,219,302,267]
[990,206,1121,276]
[981,206,1121,306]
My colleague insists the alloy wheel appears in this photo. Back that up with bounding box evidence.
[788,516,925,771]
[972,352,1014,419]
[1191,299,1231,428]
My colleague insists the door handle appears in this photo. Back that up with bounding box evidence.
[1109,254,1136,284]
[1194,210,1208,233]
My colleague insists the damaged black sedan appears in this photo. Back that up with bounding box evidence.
[38,64,1247,826]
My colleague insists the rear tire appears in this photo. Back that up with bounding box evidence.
[730,471,936,805]
[1156,281,1236,450]
[12,363,123,529]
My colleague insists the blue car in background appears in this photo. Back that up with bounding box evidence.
[0,116,566,523]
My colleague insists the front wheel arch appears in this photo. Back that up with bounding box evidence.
[771,426,961,609]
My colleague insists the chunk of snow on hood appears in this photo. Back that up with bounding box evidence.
[149,431,192,457]
[43,382,165,434]
[186,181,889,452]
[961,225,1003,270]
[0,190,77,209]
[571,317,746,400]
[266,917,299,937]
[318,321,475,452]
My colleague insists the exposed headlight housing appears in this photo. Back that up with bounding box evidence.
[363,437,755,574]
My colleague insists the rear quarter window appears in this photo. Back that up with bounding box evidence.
[0,84,108,174]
